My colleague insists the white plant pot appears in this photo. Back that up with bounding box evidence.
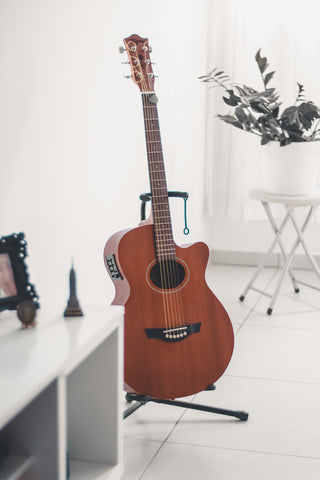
[261,141,320,195]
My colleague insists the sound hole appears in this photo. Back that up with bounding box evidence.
[149,260,186,290]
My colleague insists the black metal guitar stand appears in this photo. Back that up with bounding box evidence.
[124,385,248,421]
[123,191,249,422]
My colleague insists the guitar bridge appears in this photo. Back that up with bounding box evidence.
[145,322,201,343]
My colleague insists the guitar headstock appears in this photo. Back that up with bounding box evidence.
[122,34,155,92]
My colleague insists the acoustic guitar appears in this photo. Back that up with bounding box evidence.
[104,34,234,400]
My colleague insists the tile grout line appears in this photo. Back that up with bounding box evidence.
[224,373,320,386]
[138,406,190,479]
[161,439,320,461]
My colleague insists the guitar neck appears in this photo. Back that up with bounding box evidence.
[141,93,175,261]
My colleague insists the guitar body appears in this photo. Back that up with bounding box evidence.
[104,223,234,400]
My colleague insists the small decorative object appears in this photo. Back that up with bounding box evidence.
[200,50,320,195]
[16,300,37,329]
[64,261,83,317]
[0,233,39,313]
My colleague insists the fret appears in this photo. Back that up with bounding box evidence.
[151,197,168,203]
[157,251,176,257]
[154,227,173,232]
[156,247,176,253]
[155,229,173,234]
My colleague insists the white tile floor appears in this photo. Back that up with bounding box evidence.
[120,264,320,480]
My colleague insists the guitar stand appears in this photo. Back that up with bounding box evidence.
[139,191,190,235]
[123,385,249,421]
[123,192,249,422]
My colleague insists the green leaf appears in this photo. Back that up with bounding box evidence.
[208,67,217,76]
[222,89,241,106]
[264,71,275,87]
[217,115,243,129]
[297,82,304,93]
[223,95,238,106]
[243,84,258,94]
[298,102,320,120]
[281,106,299,125]
[246,112,260,128]
[255,49,268,74]
[250,100,270,114]
[297,103,320,130]
[280,138,292,146]
[235,106,248,123]
[261,135,271,145]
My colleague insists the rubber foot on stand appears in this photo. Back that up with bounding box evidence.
[239,411,249,421]
[267,308,273,315]
[239,295,245,302]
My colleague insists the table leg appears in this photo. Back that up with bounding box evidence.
[239,205,291,301]
[267,205,317,314]
[263,203,299,293]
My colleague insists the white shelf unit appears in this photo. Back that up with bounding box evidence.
[0,305,123,480]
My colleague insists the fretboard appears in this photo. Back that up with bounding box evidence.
[142,93,175,261]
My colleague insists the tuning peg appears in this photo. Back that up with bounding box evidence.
[119,46,126,54]
[123,75,131,79]
[121,61,130,64]
[142,45,152,53]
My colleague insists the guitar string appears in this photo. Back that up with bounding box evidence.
[148,92,186,333]
[142,91,185,333]
[147,94,186,333]
[142,92,171,332]
[149,95,182,333]
[143,92,179,332]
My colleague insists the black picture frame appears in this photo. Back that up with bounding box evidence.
[0,233,39,312]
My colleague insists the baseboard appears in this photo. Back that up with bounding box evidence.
[209,249,320,270]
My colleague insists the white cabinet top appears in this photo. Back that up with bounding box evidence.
[0,305,123,429]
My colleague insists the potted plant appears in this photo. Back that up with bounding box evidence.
[200,50,320,195]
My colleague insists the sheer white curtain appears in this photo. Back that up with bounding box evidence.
[204,0,320,220]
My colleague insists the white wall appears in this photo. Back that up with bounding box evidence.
[0,0,208,310]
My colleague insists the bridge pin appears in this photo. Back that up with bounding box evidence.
[169,335,173,339]
[184,332,187,336]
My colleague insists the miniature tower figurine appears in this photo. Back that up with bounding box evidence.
[64,261,83,317]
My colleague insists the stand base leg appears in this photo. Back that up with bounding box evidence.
[124,390,249,422]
